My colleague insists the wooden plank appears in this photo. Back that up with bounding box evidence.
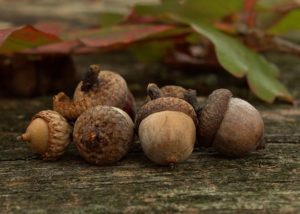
[0,98,299,213]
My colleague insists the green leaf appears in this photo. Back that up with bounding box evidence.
[128,41,173,63]
[171,14,293,103]
[268,10,300,35]
[135,0,243,23]
[257,0,294,8]
[100,12,124,27]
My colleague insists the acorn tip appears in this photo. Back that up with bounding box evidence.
[17,133,30,142]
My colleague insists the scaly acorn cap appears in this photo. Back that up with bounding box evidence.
[33,110,71,160]
[145,83,187,103]
[136,97,198,129]
[160,85,187,99]
[197,88,233,147]
[18,110,71,160]
[53,92,89,121]
[73,106,134,165]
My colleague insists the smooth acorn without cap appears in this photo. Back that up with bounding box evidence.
[73,105,134,165]
[17,110,71,160]
[136,83,198,165]
[53,64,136,121]
[198,88,265,157]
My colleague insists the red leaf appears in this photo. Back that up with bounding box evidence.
[0,27,20,44]
[1,24,178,55]
[21,40,81,55]
[34,21,68,35]
[243,0,257,28]
[0,25,61,55]
[23,24,177,54]
[74,25,175,48]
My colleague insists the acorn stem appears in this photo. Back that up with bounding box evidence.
[147,83,162,100]
[81,64,101,92]
[17,133,30,141]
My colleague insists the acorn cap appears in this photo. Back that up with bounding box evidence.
[73,105,134,165]
[160,85,187,99]
[32,110,71,160]
[145,83,187,102]
[53,92,90,121]
[198,88,233,147]
[136,97,197,129]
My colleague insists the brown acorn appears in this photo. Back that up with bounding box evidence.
[17,110,71,160]
[136,86,197,165]
[53,64,136,121]
[198,88,265,157]
[145,83,187,103]
[73,105,134,165]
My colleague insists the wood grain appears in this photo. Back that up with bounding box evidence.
[0,98,299,213]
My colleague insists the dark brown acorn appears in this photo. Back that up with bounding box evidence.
[53,64,136,120]
[73,105,134,165]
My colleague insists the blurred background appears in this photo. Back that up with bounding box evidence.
[0,0,299,102]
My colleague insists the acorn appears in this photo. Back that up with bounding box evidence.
[145,83,187,103]
[197,88,265,157]
[17,110,71,160]
[53,64,136,121]
[73,105,134,165]
[136,84,197,165]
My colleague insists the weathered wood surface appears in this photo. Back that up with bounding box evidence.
[0,97,299,213]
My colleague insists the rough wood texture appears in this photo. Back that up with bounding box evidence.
[0,98,299,213]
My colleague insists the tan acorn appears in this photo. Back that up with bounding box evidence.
[73,105,134,165]
[53,64,136,121]
[198,88,265,157]
[17,110,71,160]
[136,85,197,165]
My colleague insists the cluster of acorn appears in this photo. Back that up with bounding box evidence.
[18,64,265,166]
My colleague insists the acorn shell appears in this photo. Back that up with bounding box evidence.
[136,97,198,129]
[73,70,128,106]
[31,110,71,160]
[197,88,232,147]
[53,66,136,120]
[139,110,196,165]
[73,106,134,165]
[212,98,264,157]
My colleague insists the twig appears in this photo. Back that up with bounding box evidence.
[271,0,300,13]
[263,0,300,29]
[242,29,300,57]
